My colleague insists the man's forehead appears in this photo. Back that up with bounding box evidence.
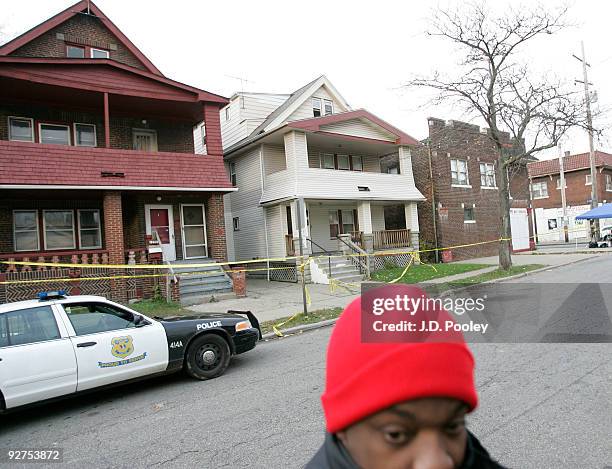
[378,398,468,423]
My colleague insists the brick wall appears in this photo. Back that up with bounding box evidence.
[10,14,147,71]
[1,104,194,154]
[413,118,531,260]
[531,168,612,209]
[206,193,227,261]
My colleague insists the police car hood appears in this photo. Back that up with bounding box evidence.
[158,312,246,323]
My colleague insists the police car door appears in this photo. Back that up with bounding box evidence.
[59,301,168,391]
[0,304,77,409]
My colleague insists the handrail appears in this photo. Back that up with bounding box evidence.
[336,235,370,278]
[306,237,333,280]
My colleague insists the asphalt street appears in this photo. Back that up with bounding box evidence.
[1,255,611,469]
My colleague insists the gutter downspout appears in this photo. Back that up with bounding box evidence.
[259,144,271,281]
[427,140,440,263]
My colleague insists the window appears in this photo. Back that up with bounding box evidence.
[312,98,322,117]
[329,211,339,238]
[479,162,496,188]
[337,154,350,170]
[66,45,85,58]
[321,153,335,169]
[8,117,34,142]
[324,99,333,116]
[225,106,231,121]
[585,174,592,185]
[451,159,469,186]
[229,162,237,186]
[43,210,75,250]
[13,210,39,252]
[39,123,70,145]
[74,123,96,147]
[351,155,363,171]
[233,217,240,231]
[463,206,475,223]
[606,174,612,191]
[78,210,102,249]
[556,178,567,189]
[0,314,7,348]
[341,210,355,233]
[531,181,548,199]
[4,306,60,346]
[90,48,109,59]
[201,123,207,154]
[63,303,140,336]
[133,129,158,151]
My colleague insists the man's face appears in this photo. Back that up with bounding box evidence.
[336,397,468,469]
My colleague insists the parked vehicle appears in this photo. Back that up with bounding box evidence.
[0,292,260,411]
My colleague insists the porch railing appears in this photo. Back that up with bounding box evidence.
[0,249,110,273]
[373,229,411,249]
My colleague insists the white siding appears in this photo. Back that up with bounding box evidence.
[226,146,267,260]
[220,97,249,150]
[265,205,286,258]
[320,118,396,142]
[241,93,288,121]
[371,205,386,231]
[263,144,286,175]
[287,85,348,122]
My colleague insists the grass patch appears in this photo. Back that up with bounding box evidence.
[448,264,547,286]
[129,299,193,318]
[371,263,491,284]
[260,307,343,335]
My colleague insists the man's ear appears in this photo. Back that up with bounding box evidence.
[336,430,348,445]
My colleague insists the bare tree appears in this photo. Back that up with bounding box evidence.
[408,3,589,269]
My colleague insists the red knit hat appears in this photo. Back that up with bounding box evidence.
[321,285,478,433]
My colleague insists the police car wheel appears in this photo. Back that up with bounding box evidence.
[185,334,231,380]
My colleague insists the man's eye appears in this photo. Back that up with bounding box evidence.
[383,429,411,445]
[445,420,466,435]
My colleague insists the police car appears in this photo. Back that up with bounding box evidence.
[0,292,261,411]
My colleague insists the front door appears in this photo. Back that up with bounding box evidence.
[145,205,176,261]
[181,204,208,259]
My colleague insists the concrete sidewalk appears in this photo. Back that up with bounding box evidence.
[189,252,602,323]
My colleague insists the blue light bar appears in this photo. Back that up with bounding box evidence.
[38,290,68,301]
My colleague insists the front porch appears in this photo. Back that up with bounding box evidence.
[0,189,228,303]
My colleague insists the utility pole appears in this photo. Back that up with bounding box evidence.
[558,144,569,243]
[573,41,599,241]
[296,197,308,316]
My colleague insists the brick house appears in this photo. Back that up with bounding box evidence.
[0,1,234,304]
[412,118,534,261]
[527,151,612,242]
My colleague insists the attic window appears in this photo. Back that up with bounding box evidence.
[324,99,333,116]
[312,98,322,117]
[90,48,109,59]
[66,45,85,58]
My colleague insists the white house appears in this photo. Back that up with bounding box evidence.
[219,76,425,283]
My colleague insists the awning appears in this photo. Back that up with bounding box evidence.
[575,203,612,220]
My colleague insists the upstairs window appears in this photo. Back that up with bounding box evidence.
[90,48,109,59]
[337,154,350,170]
[531,181,548,199]
[66,45,85,58]
[133,129,158,151]
[451,159,469,186]
[463,206,476,223]
[479,162,496,188]
[225,107,231,121]
[8,117,34,142]
[555,178,567,189]
[39,123,71,145]
[312,98,322,117]
[351,155,363,171]
[321,153,335,169]
[229,162,237,186]
[585,174,592,185]
[324,100,334,116]
[74,123,96,147]
[606,174,612,191]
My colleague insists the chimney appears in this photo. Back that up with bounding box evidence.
[564,151,570,157]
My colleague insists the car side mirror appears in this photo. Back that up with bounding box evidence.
[134,315,145,327]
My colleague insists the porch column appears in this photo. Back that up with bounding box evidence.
[357,201,373,234]
[103,191,126,302]
[398,146,416,185]
[404,202,420,251]
[103,92,110,148]
[284,131,309,195]
[206,193,227,261]
[203,103,223,156]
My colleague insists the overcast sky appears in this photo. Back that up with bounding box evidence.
[2,0,610,160]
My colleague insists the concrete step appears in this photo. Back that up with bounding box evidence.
[178,272,228,283]
[180,281,233,296]
[329,273,364,284]
[318,265,362,276]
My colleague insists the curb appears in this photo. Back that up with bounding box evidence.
[261,318,338,341]
[260,257,597,340]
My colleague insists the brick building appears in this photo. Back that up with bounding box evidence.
[527,151,612,242]
[412,118,533,261]
[0,1,234,303]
